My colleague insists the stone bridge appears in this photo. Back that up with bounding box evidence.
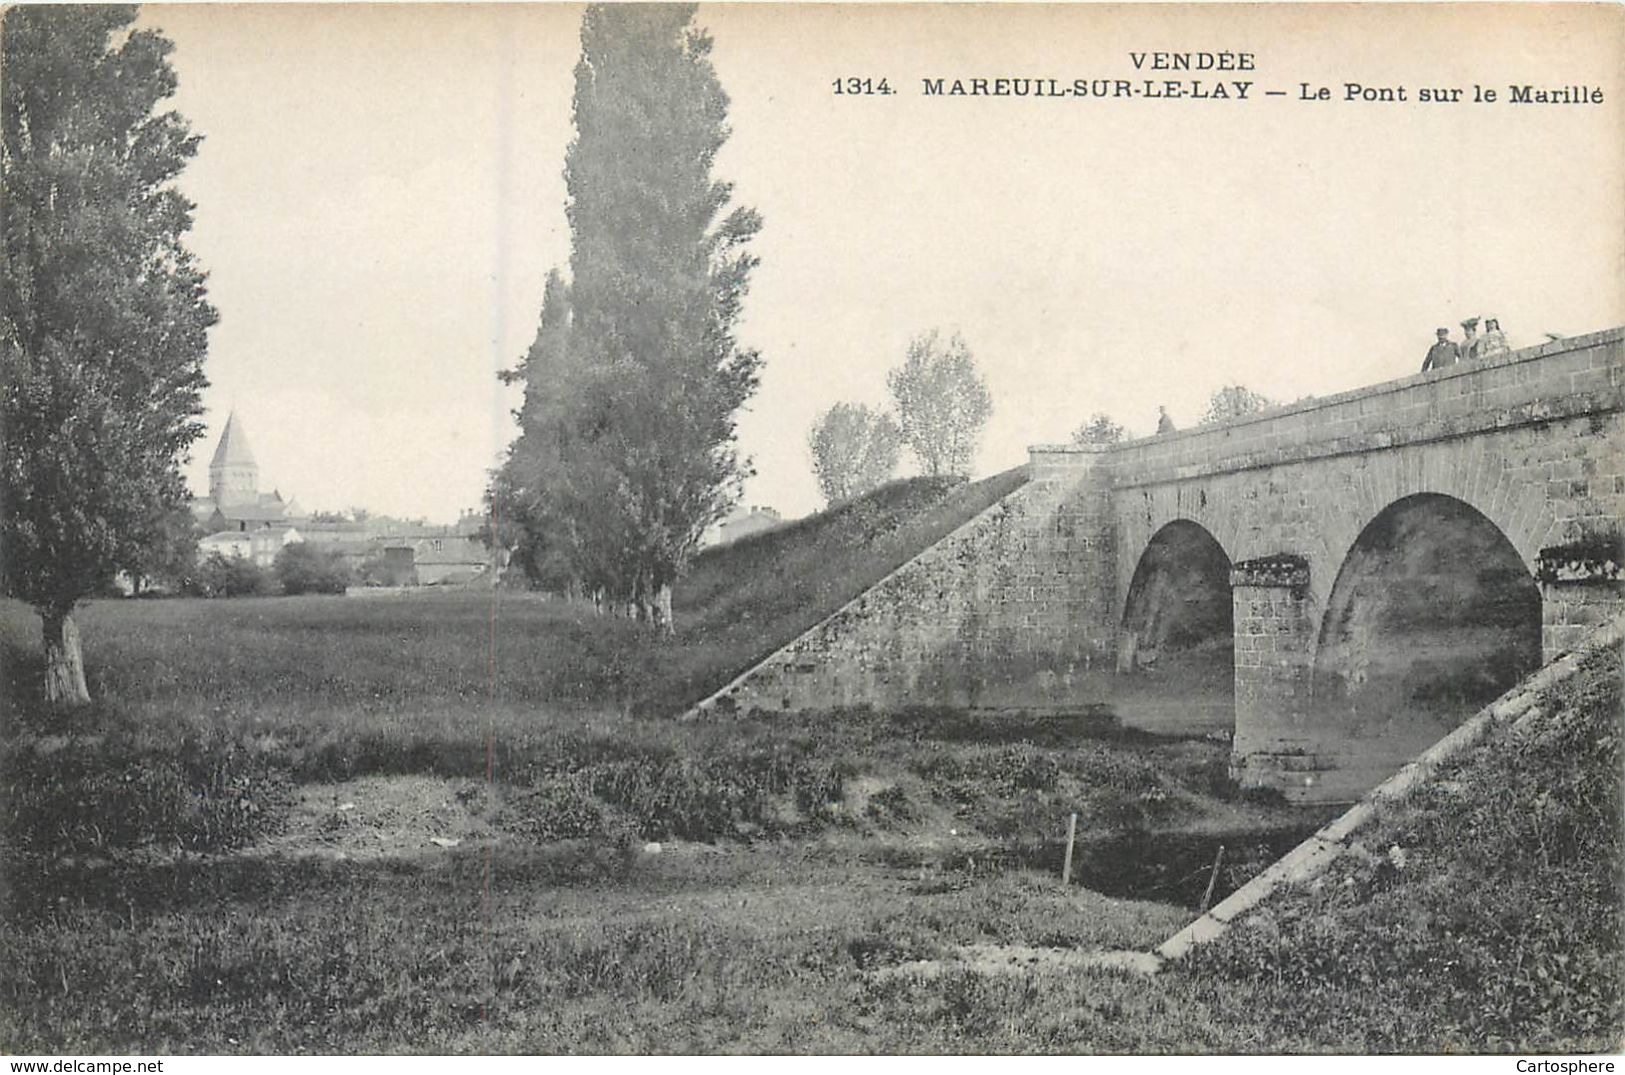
[698,328,1624,801]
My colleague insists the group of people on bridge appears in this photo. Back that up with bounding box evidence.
[1421,316,1510,372]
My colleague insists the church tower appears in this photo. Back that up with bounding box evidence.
[208,411,259,507]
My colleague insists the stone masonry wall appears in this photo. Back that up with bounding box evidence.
[689,448,1118,717]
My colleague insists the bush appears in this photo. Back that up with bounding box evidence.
[357,553,414,587]
[183,551,273,597]
[1,727,287,859]
[274,543,351,595]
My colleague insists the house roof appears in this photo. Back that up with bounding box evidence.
[213,502,290,523]
[210,411,257,470]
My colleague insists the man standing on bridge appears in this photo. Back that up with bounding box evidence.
[1422,327,1460,372]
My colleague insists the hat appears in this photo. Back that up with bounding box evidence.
[1461,317,1480,329]
[1435,327,1450,336]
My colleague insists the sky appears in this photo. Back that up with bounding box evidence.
[144,3,1625,523]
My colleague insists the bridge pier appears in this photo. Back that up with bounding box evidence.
[1228,555,1328,800]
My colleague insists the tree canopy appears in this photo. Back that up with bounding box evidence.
[887,330,991,478]
[808,402,902,506]
[274,542,351,596]
[489,4,761,631]
[1200,384,1274,426]
[1071,412,1127,446]
[2,5,217,702]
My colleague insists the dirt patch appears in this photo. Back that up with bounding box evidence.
[878,943,1162,979]
[252,774,503,861]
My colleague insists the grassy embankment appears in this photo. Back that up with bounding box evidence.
[1167,637,1623,1052]
[2,470,1615,1051]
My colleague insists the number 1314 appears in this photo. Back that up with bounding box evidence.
[833,77,894,95]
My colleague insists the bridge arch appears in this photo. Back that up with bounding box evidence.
[1116,519,1235,734]
[1310,492,1543,783]
[1300,443,1563,618]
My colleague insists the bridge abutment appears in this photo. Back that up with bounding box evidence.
[690,445,1122,717]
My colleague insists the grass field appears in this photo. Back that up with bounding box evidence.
[1,476,1619,1052]
[0,588,1308,1052]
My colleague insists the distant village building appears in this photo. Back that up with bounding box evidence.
[189,411,304,535]
[187,412,304,569]
[198,525,302,569]
[185,418,503,586]
[382,533,493,586]
[374,508,497,586]
[292,519,376,571]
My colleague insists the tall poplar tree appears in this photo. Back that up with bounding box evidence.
[2,6,217,703]
[491,269,579,591]
[499,4,762,631]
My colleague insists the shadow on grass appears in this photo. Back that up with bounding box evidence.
[2,842,647,925]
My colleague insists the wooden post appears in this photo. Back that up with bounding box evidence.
[1198,844,1226,914]
[1061,812,1078,886]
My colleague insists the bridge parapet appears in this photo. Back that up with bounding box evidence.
[1104,327,1623,490]
[1027,442,1110,482]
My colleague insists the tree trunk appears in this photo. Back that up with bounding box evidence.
[650,582,675,637]
[632,569,651,625]
[42,608,90,705]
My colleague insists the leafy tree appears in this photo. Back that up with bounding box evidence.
[273,542,351,596]
[123,504,202,595]
[1071,412,1127,446]
[887,330,991,478]
[185,552,270,598]
[1200,384,1274,425]
[808,402,902,506]
[491,5,762,632]
[490,269,579,592]
[2,6,217,703]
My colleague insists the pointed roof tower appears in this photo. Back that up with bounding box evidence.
[210,411,257,470]
[208,411,260,507]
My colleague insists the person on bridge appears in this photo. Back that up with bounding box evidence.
[1156,405,1176,434]
[1459,316,1483,362]
[1480,317,1510,359]
[1421,327,1460,372]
